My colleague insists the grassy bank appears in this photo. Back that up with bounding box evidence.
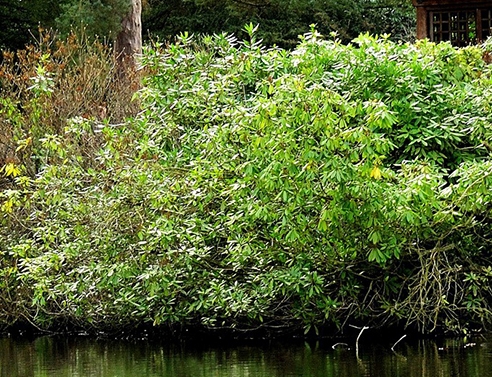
[2,27,492,336]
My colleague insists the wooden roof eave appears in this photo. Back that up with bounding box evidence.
[412,0,492,8]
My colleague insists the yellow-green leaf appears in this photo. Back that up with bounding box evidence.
[370,166,382,180]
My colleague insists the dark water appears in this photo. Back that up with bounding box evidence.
[1,333,492,377]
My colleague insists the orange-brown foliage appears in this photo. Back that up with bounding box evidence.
[0,29,142,184]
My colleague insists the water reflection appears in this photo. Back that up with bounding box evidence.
[0,334,491,377]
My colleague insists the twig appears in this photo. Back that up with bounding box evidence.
[332,342,349,349]
[349,324,369,358]
[391,334,407,352]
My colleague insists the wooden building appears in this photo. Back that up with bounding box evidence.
[412,0,492,46]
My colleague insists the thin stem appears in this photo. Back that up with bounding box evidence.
[352,325,369,359]
[391,334,407,352]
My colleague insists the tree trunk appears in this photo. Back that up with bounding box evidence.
[114,0,142,78]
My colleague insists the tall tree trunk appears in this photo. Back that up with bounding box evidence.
[114,0,142,78]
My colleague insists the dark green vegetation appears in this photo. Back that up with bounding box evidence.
[56,0,132,40]
[2,27,492,336]
[0,0,62,51]
[1,0,414,51]
[0,0,127,50]
[144,0,415,48]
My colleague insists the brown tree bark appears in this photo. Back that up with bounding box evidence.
[114,0,142,78]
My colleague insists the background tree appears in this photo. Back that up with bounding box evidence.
[55,0,142,76]
[143,0,415,47]
[55,0,132,40]
[0,0,63,51]
[1,0,414,52]
[115,0,142,75]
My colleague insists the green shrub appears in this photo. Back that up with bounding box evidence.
[2,28,492,335]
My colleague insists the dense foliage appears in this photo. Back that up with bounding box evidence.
[1,0,414,51]
[56,0,132,39]
[0,0,129,51]
[2,27,492,335]
[145,0,415,48]
[0,0,63,51]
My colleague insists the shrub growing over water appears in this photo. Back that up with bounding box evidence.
[2,27,492,335]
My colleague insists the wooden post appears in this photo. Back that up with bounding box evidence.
[416,7,428,39]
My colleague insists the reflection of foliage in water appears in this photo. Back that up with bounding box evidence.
[1,336,492,377]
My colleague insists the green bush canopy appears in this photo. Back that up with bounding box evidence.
[2,28,492,335]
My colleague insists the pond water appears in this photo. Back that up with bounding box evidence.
[1,333,492,377]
